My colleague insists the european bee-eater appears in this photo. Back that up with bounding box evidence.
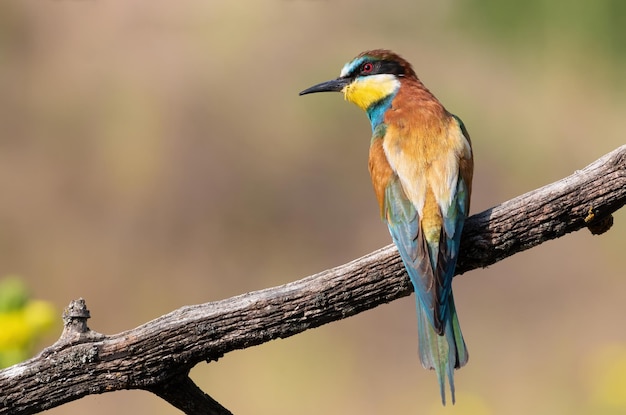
[300,50,473,405]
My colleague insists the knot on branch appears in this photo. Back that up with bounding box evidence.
[58,298,105,344]
[62,298,91,332]
[584,206,614,235]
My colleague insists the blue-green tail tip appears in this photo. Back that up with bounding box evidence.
[416,296,468,406]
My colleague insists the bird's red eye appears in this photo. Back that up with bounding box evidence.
[361,62,373,73]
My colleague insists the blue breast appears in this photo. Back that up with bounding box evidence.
[366,94,396,131]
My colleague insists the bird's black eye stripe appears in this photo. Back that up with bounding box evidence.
[377,60,405,76]
[353,60,406,77]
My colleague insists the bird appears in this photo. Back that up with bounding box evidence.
[299,49,473,405]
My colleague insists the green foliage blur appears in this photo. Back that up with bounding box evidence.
[459,0,626,50]
[456,0,626,89]
[0,277,56,368]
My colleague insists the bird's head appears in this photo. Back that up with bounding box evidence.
[299,49,417,112]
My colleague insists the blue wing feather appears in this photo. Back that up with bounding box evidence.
[384,166,469,405]
[384,175,468,329]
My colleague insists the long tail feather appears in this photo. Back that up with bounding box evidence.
[416,293,468,405]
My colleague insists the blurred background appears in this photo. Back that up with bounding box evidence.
[0,1,625,414]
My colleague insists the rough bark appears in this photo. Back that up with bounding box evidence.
[1,145,624,415]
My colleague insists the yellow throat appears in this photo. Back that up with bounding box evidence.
[342,74,400,111]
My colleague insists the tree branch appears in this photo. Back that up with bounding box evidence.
[148,375,233,415]
[1,145,624,415]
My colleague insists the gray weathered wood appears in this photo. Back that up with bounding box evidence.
[0,145,624,415]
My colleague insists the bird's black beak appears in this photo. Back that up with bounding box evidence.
[299,78,350,96]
